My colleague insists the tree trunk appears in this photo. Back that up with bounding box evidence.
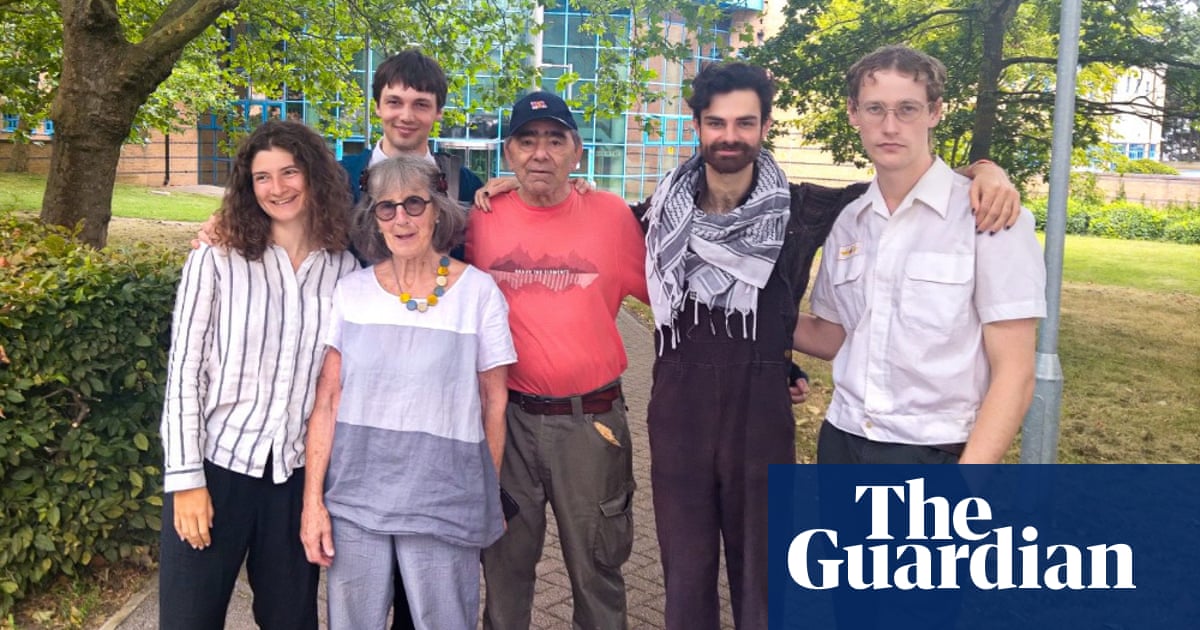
[969,0,1021,162]
[39,93,132,248]
[39,0,240,248]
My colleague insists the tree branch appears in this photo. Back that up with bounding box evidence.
[136,0,240,61]
[1003,55,1200,71]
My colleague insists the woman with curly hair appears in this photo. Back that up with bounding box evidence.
[159,120,358,629]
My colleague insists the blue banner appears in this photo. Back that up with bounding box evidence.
[768,465,1200,629]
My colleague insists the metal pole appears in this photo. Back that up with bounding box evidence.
[1020,0,1080,464]
[532,5,544,91]
[364,38,373,148]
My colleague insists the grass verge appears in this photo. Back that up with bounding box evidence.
[0,172,218,222]
[627,234,1200,464]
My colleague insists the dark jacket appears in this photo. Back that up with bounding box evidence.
[633,180,867,334]
[339,150,484,207]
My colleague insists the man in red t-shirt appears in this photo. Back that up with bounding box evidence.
[468,91,648,630]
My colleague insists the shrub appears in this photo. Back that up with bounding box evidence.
[1164,217,1200,245]
[1025,197,1199,244]
[0,216,182,615]
[1088,202,1168,241]
[1028,197,1097,234]
[1115,159,1180,176]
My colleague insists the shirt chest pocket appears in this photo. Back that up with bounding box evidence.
[832,254,867,332]
[900,252,973,332]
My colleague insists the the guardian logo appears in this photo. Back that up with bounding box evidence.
[787,478,1135,591]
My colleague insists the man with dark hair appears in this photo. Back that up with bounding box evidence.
[471,91,648,630]
[339,49,482,208]
[641,59,1020,629]
[338,48,481,630]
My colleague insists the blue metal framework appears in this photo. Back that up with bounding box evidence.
[1,116,53,135]
[429,5,732,200]
[199,5,742,198]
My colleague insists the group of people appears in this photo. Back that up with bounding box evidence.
[158,44,1043,630]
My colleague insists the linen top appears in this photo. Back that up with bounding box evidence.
[161,244,359,492]
[810,159,1047,446]
[323,264,516,547]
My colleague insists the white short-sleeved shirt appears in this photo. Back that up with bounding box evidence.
[323,264,517,547]
[809,159,1046,446]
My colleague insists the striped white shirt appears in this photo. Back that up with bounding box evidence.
[161,243,358,492]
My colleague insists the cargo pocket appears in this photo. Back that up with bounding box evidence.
[594,482,636,569]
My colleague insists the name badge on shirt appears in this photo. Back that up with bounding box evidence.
[838,242,861,260]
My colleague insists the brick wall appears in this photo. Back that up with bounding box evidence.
[1,126,204,187]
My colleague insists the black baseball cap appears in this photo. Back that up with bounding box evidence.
[505,91,578,137]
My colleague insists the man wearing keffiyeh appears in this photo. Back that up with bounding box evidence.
[641,61,1022,630]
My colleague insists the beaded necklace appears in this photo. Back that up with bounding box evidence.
[390,255,451,312]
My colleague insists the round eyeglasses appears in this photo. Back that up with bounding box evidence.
[856,100,931,124]
[372,196,432,221]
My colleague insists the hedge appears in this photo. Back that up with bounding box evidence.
[0,216,183,615]
[1027,198,1200,245]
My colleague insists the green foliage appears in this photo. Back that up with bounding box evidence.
[4,0,735,246]
[0,0,734,145]
[0,0,58,143]
[1069,171,1107,206]
[746,0,1200,185]
[1115,159,1181,176]
[0,217,182,616]
[1026,197,1200,244]
[1089,201,1169,240]
[1164,216,1200,245]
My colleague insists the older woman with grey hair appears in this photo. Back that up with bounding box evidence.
[301,156,516,629]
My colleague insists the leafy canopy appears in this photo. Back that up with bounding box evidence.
[0,0,735,145]
[745,0,1200,184]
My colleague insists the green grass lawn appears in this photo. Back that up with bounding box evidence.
[0,172,218,222]
[627,232,1200,464]
[1047,233,1200,294]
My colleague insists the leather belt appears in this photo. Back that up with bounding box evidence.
[508,382,622,416]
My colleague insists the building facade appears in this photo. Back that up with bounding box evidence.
[1104,67,1167,161]
[208,2,764,198]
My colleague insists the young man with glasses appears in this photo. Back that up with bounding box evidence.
[793,45,1046,467]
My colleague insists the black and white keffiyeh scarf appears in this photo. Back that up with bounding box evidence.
[644,150,791,348]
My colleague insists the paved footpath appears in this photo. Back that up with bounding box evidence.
[107,309,734,629]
